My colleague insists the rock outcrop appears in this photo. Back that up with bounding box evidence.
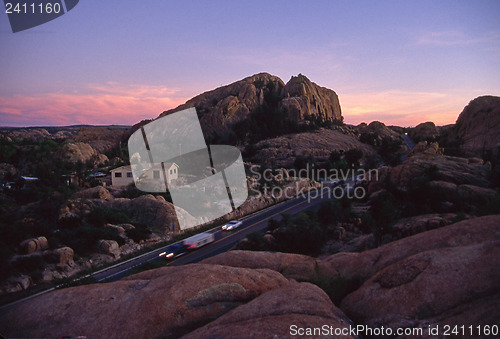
[357,121,401,140]
[19,236,49,254]
[159,73,342,139]
[280,73,342,121]
[389,153,492,192]
[73,186,114,200]
[206,215,500,328]
[407,141,440,157]
[454,95,500,155]
[48,246,74,265]
[57,142,108,165]
[390,213,457,238]
[96,240,120,259]
[409,121,440,142]
[250,127,378,168]
[0,275,32,294]
[341,240,499,333]
[183,282,356,339]
[104,194,200,233]
[324,215,499,289]
[0,264,289,338]
[69,126,125,154]
[202,250,327,282]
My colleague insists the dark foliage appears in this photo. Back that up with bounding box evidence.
[126,223,152,243]
[87,207,131,227]
[239,200,352,256]
[344,148,363,166]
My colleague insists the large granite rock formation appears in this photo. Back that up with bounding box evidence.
[206,215,500,337]
[280,73,342,121]
[0,265,288,338]
[182,282,357,339]
[159,73,342,139]
[70,126,126,154]
[356,121,401,141]
[341,241,499,332]
[409,121,440,142]
[202,250,324,282]
[105,194,200,233]
[455,95,500,155]
[57,142,108,165]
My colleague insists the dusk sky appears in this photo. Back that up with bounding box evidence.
[1,1,499,127]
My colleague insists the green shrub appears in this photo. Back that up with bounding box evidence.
[126,224,152,243]
[273,212,328,255]
[31,269,43,283]
[238,231,268,251]
[57,216,82,230]
[11,255,46,273]
[87,207,130,227]
[56,224,124,255]
[345,148,363,166]
[267,219,280,232]
[476,194,500,216]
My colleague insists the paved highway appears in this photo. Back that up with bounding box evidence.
[97,184,339,282]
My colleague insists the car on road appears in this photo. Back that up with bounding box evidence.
[222,220,243,231]
[158,243,188,259]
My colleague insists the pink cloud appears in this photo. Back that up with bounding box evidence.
[340,89,480,127]
[0,83,188,127]
[1,83,491,129]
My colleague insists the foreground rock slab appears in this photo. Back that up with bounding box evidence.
[341,241,500,334]
[182,281,358,339]
[0,264,288,338]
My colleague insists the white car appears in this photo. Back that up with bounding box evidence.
[222,220,243,231]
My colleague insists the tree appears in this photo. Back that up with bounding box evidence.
[329,150,341,163]
[345,149,363,166]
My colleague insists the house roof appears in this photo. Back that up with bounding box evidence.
[110,165,131,172]
[164,162,179,169]
[21,176,39,181]
[111,162,178,172]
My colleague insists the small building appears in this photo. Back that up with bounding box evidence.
[61,174,78,186]
[110,165,134,188]
[18,176,40,189]
[111,163,179,188]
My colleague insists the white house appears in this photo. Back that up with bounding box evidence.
[111,163,179,188]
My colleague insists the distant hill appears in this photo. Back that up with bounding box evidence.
[0,125,130,144]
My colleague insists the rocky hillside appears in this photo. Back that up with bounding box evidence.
[69,126,127,154]
[1,215,497,338]
[158,73,342,140]
[249,127,379,168]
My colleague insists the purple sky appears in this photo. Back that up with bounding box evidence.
[1,0,499,127]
